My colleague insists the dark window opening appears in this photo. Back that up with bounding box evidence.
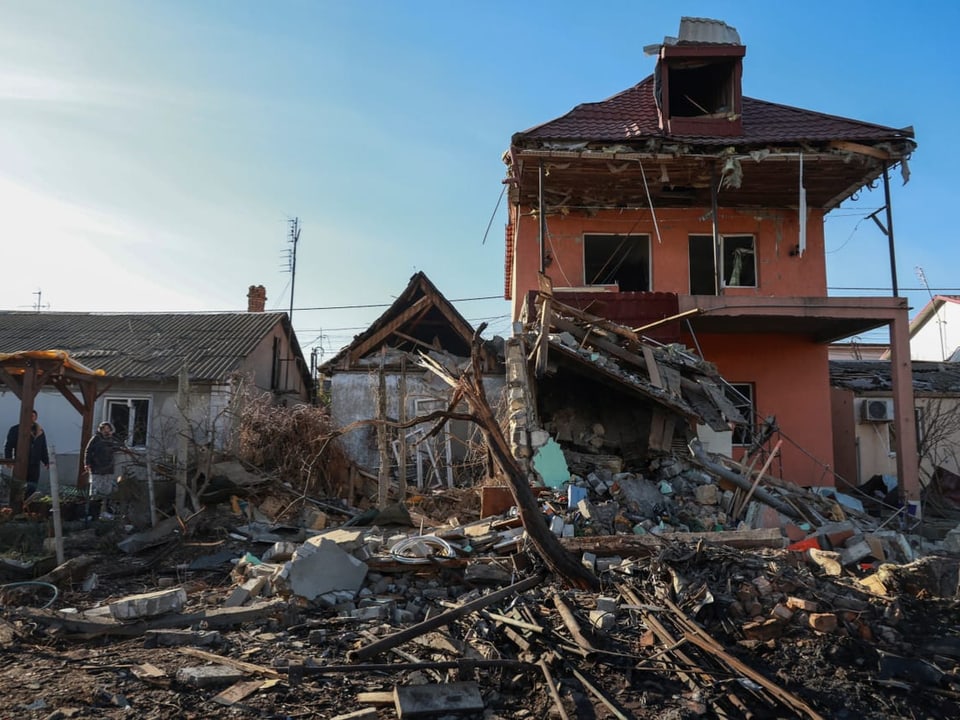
[270,336,281,390]
[583,234,650,291]
[668,60,737,118]
[689,234,756,294]
[106,398,150,448]
[689,235,716,295]
[729,383,754,446]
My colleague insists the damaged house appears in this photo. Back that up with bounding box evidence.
[831,359,960,513]
[321,272,505,493]
[0,287,311,492]
[502,17,920,500]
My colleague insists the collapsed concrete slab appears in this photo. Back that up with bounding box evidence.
[286,536,368,601]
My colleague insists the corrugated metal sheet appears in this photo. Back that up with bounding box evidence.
[0,311,289,382]
[676,17,741,45]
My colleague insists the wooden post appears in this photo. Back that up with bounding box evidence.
[78,382,97,490]
[48,445,65,565]
[11,361,38,510]
[176,364,189,514]
[376,348,390,509]
[398,357,408,503]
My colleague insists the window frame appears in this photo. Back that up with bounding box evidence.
[582,233,651,291]
[103,396,152,449]
[688,234,758,294]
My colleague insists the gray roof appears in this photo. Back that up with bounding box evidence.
[830,360,960,395]
[0,311,298,382]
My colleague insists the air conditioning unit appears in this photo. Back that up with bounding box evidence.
[861,398,894,423]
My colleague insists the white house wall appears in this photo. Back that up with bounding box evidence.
[1,382,231,494]
[912,301,960,361]
[330,370,505,473]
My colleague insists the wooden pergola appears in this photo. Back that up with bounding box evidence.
[0,350,109,508]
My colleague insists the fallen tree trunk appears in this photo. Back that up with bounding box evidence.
[419,327,599,591]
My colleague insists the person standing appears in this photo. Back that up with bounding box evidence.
[84,421,122,513]
[4,410,49,499]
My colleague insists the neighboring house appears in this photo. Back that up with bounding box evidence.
[321,272,505,488]
[906,295,960,362]
[0,289,311,490]
[831,360,960,495]
[828,342,890,361]
[502,17,920,498]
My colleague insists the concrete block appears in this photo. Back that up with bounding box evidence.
[261,541,299,564]
[694,483,719,505]
[145,629,221,647]
[529,429,550,448]
[944,527,960,554]
[595,556,622,573]
[307,528,367,553]
[225,576,267,608]
[177,665,244,688]
[109,588,187,620]
[394,681,484,719]
[581,552,596,571]
[549,515,565,537]
[589,609,615,631]
[840,540,873,567]
[287,537,368,601]
[595,596,618,614]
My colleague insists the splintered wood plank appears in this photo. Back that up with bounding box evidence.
[131,663,168,687]
[394,681,484,718]
[641,346,663,387]
[357,691,395,705]
[211,680,266,706]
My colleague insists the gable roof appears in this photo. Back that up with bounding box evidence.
[321,272,477,371]
[514,75,914,148]
[0,311,308,384]
[909,295,960,336]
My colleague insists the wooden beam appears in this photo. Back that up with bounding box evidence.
[50,377,86,415]
[348,295,432,365]
[0,369,23,398]
[828,140,890,161]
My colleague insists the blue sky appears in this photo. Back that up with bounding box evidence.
[2,1,958,356]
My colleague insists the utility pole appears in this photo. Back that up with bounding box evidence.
[287,218,301,321]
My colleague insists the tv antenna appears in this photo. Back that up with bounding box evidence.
[915,266,946,360]
[32,289,50,313]
[284,218,301,321]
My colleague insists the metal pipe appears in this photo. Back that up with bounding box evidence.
[882,165,899,297]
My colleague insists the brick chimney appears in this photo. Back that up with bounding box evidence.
[247,285,267,312]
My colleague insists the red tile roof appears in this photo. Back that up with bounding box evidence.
[514,76,913,147]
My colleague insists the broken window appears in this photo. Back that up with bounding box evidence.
[667,60,738,118]
[688,234,757,295]
[583,234,650,291]
[105,397,150,448]
[729,383,754,446]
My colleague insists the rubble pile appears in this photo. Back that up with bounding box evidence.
[0,484,958,719]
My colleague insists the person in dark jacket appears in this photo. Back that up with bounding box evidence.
[4,410,49,497]
[84,422,123,503]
